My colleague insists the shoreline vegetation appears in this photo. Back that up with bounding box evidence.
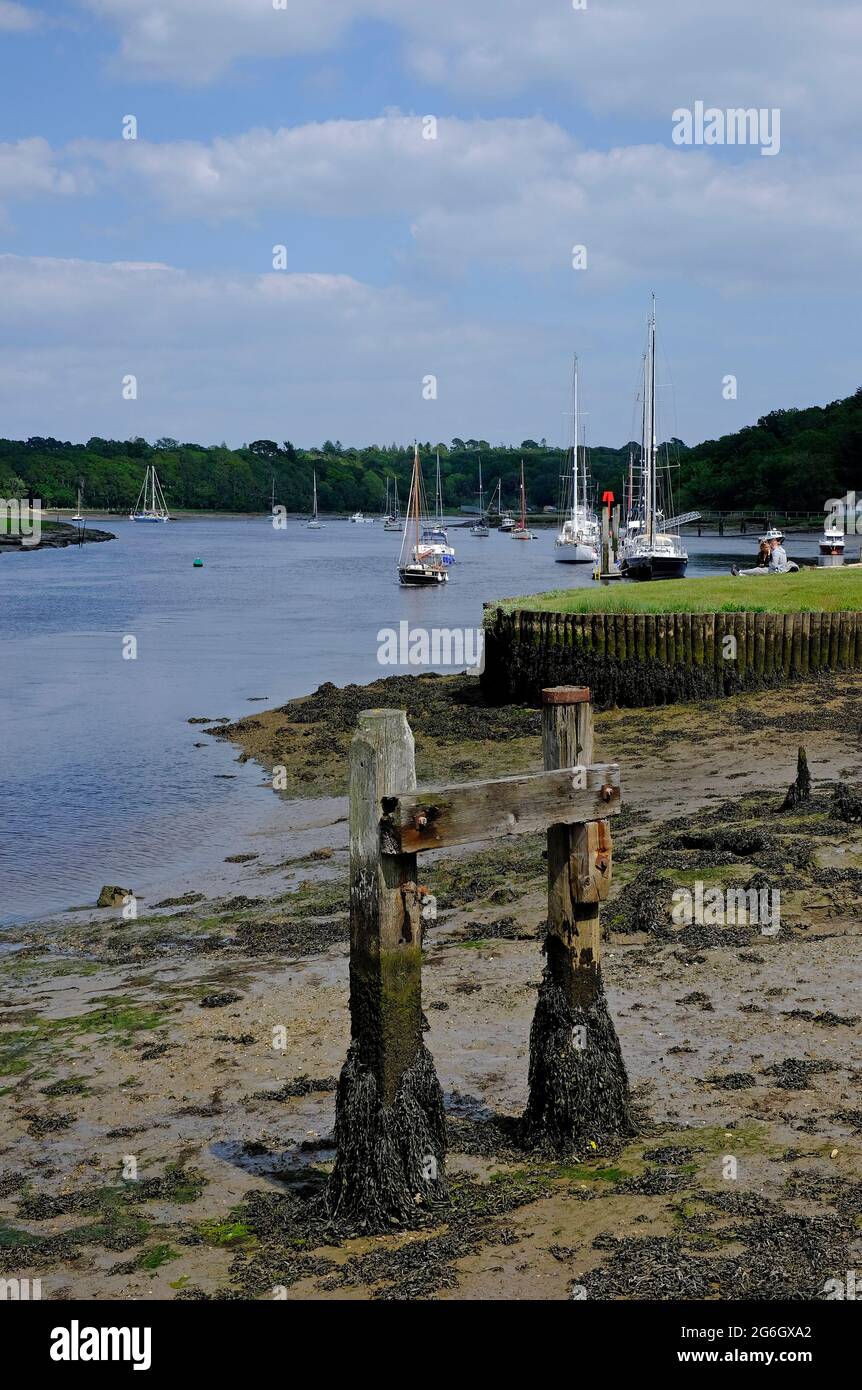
[3,669,862,1300]
[2,385,860,515]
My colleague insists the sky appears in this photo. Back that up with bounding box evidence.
[0,0,860,449]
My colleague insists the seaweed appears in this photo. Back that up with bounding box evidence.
[521,971,635,1155]
[326,1043,448,1234]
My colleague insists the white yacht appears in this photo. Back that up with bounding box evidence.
[619,298,690,580]
[555,355,598,564]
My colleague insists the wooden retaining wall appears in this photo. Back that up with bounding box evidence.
[480,607,862,708]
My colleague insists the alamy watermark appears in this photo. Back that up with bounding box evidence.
[0,1277,42,1300]
[672,103,780,157]
[823,1270,861,1299]
[825,491,862,535]
[672,881,780,935]
[1,497,41,546]
[377,622,485,673]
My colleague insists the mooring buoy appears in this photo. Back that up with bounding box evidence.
[193,558,203,567]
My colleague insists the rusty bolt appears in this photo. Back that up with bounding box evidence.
[413,812,428,829]
[600,784,614,802]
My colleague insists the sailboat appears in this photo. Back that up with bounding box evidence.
[422,452,449,542]
[469,458,489,536]
[420,450,455,562]
[383,476,403,531]
[307,470,323,528]
[496,478,515,531]
[619,298,689,580]
[398,444,448,586]
[555,356,598,564]
[512,461,536,540]
[130,464,170,522]
[71,482,84,522]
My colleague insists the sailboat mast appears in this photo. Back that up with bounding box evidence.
[627,448,634,524]
[581,423,588,516]
[414,444,421,554]
[649,294,657,544]
[572,355,579,519]
[435,450,442,526]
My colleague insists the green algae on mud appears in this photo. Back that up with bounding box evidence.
[0,1000,172,1077]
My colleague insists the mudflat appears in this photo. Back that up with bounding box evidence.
[1,672,860,1300]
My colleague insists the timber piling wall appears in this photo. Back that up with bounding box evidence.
[481,606,862,708]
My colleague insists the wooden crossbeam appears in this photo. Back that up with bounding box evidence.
[379,763,620,853]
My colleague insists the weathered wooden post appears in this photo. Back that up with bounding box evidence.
[522,686,634,1153]
[327,709,447,1231]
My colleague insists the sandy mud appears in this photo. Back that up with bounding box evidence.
[1,672,860,1300]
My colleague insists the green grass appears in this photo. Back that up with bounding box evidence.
[495,565,862,616]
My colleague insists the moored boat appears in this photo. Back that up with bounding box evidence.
[382,477,403,531]
[398,444,448,585]
[619,297,688,580]
[130,465,170,522]
[420,451,455,560]
[820,524,844,556]
[307,470,323,528]
[512,461,536,540]
[555,355,598,564]
[469,458,490,536]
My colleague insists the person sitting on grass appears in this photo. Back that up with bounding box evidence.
[768,536,788,570]
[732,538,797,577]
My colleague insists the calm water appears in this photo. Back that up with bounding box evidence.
[0,517,837,925]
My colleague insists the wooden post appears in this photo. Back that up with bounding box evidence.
[348,709,421,1101]
[542,687,600,1007]
[522,686,633,1154]
[327,709,447,1230]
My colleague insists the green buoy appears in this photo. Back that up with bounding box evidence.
[193,557,203,567]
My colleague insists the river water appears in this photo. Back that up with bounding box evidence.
[0,516,836,925]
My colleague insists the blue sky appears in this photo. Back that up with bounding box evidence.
[0,0,860,448]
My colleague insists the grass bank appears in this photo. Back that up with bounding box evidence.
[495,566,862,616]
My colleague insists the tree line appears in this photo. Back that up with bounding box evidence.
[1,388,858,515]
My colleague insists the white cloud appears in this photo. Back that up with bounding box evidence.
[63,115,862,294]
[85,0,362,83]
[0,1,40,31]
[80,0,862,141]
[0,138,80,199]
[0,252,539,445]
[0,137,83,226]
[0,247,856,455]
